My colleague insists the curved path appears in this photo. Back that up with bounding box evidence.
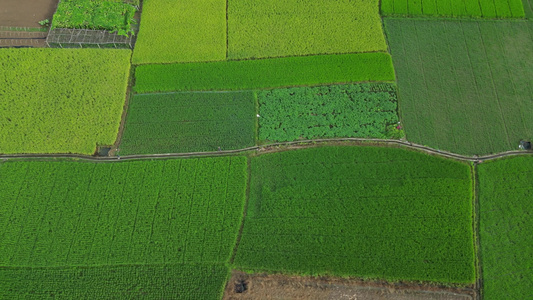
[1,138,532,162]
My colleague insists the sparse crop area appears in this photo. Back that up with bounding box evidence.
[477,156,533,299]
[381,0,525,18]
[0,49,131,155]
[120,91,256,154]
[234,146,475,284]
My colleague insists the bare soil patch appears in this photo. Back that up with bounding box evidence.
[224,271,475,300]
[0,0,58,27]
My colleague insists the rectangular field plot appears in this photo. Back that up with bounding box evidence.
[0,264,228,300]
[385,19,533,155]
[0,157,247,266]
[132,0,226,64]
[0,49,131,155]
[381,0,525,18]
[234,146,475,284]
[119,92,256,154]
[134,53,395,92]
[478,156,533,299]
[258,83,400,142]
[228,0,387,59]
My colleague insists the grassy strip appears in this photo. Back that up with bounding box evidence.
[119,91,256,154]
[0,264,227,299]
[381,0,525,18]
[477,156,533,299]
[0,49,131,155]
[234,146,475,284]
[134,53,395,92]
[258,83,402,142]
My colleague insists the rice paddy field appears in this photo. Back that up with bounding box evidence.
[1,0,532,298]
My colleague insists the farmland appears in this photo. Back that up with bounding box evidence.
[385,19,533,155]
[132,0,226,64]
[234,146,475,284]
[477,156,533,299]
[258,83,401,142]
[119,92,256,154]
[381,0,525,18]
[228,0,387,59]
[0,49,131,155]
[134,53,395,92]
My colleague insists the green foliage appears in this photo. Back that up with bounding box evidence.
[385,19,533,155]
[134,53,395,92]
[525,0,533,18]
[477,156,533,299]
[0,49,131,155]
[51,0,137,36]
[234,146,475,284]
[381,0,525,17]
[0,157,247,266]
[119,92,256,154]
[228,0,387,59]
[132,0,226,64]
[0,264,228,299]
[258,83,400,142]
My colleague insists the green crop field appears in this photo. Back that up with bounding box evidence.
[0,264,228,299]
[119,92,256,154]
[258,83,401,142]
[525,0,533,18]
[478,156,533,299]
[0,49,131,155]
[234,146,475,284]
[381,0,525,18]
[228,0,387,59]
[132,0,226,64]
[134,53,395,92]
[0,157,246,266]
[385,19,533,156]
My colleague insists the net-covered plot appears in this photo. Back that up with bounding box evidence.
[0,157,247,266]
[385,19,533,155]
[478,156,533,299]
[0,49,131,155]
[133,0,226,64]
[119,92,256,154]
[0,264,228,299]
[234,146,475,284]
[134,53,395,92]
[228,0,387,59]
[381,0,525,18]
[258,83,400,142]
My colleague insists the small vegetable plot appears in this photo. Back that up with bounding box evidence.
[258,83,401,142]
[119,91,256,154]
[381,0,525,18]
[0,49,131,155]
[228,0,387,59]
[234,146,475,284]
[478,156,533,299]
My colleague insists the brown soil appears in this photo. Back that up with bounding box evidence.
[0,31,47,47]
[0,0,58,28]
[224,271,475,300]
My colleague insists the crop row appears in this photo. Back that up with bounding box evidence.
[381,0,525,17]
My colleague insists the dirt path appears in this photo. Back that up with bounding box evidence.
[0,0,58,28]
[223,271,474,300]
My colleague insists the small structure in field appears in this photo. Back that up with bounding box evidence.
[519,140,532,150]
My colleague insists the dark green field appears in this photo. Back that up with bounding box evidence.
[478,156,533,299]
[386,19,533,155]
[234,146,475,284]
[119,92,256,154]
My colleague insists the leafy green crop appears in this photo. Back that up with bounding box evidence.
[234,146,475,284]
[134,53,395,92]
[258,83,400,142]
[478,156,533,299]
[119,91,256,154]
[381,0,525,17]
[51,0,137,36]
[228,0,387,59]
[0,264,228,299]
[133,0,226,64]
[0,49,131,155]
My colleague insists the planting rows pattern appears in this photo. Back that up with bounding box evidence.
[381,0,525,17]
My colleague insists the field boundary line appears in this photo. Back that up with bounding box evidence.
[228,156,251,265]
[472,163,484,300]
